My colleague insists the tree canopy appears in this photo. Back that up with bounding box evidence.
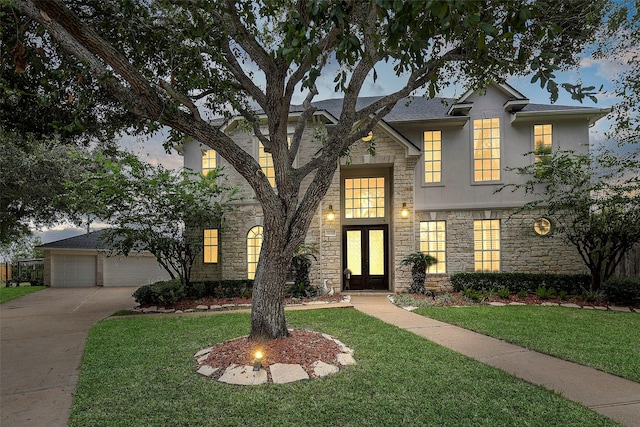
[501,148,640,291]
[5,0,608,340]
[65,152,239,287]
[0,131,95,244]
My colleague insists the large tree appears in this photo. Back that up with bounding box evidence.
[6,0,606,341]
[502,148,640,291]
[592,1,640,147]
[0,131,94,243]
[65,152,238,288]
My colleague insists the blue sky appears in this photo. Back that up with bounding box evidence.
[35,44,628,244]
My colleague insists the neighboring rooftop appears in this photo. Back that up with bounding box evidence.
[38,229,113,250]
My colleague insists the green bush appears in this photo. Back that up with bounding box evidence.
[450,272,589,295]
[133,279,185,306]
[601,277,640,306]
[496,287,511,299]
[194,280,254,298]
[535,286,556,300]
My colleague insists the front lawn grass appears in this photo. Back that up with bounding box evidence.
[70,308,619,426]
[415,306,640,383]
[0,285,45,304]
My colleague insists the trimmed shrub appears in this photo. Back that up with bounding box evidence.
[133,279,185,306]
[190,280,254,298]
[602,277,640,306]
[450,272,590,295]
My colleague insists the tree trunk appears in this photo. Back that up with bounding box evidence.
[248,215,300,342]
[249,246,291,341]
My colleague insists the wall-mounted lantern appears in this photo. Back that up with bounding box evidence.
[401,203,410,218]
[327,205,335,221]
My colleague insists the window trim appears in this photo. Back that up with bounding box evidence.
[203,229,219,264]
[247,225,263,280]
[423,130,443,185]
[419,220,446,274]
[472,118,502,184]
[202,149,217,176]
[473,219,501,272]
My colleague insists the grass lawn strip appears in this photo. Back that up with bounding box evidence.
[70,309,620,426]
[415,305,640,383]
[0,285,46,304]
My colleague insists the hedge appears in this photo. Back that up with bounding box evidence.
[450,272,591,295]
[601,277,640,306]
[132,279,185,306]
[187,279,254,299]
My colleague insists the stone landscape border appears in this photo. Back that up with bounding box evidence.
[395,296,639,313]
[133,295,352,314]
[194,331,356,385]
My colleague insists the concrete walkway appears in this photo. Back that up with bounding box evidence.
[1,287,137,427]
[350,293,640,427]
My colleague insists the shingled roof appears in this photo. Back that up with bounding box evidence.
[38,229,114,250]
[290,96,456,123]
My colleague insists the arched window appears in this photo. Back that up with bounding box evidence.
[247,226,263,279]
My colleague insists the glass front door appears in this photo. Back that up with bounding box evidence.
[342,225,388,290]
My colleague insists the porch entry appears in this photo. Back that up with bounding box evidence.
[342,225,389,290]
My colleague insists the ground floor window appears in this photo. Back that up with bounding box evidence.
[419,221,446,273]
[203,229,219,263]
[474,219,500,271]
[247,226,263,279]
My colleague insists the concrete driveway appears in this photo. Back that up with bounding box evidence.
[1,287,137,427]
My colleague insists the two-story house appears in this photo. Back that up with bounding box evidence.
[183,83,608,293]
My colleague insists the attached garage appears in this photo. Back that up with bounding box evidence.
[103,255,168,287]
[40,230,171,287]
[51,254,97,287]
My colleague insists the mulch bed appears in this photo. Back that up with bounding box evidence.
[157,294,344,311]
[200,329,345,380]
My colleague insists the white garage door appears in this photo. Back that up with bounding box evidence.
[51,255,97,287]
[103,255,170,287]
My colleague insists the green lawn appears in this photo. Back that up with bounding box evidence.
[0,285,45,304]
[70,309,620,426]
[415,306,640,383]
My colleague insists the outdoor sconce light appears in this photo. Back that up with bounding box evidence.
[327,205,335,221]
[401,203,409,218]
[253,350,264,371]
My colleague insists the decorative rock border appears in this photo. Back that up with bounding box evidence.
[393,295,638,313]
[194,332,356,386]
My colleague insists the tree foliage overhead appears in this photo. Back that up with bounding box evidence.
[592,1,640,147]
[0,130,95,244]
[1,3,141,143]
[65,152,239,287]
[5,0,608,340]
[501,148,640,291]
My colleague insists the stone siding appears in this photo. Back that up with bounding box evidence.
[413,208,587,292]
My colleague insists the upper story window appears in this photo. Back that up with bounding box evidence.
[420,221,446,273]
[258,142,275,187]
[474,219,500,272]
[534,124,552,160]
[202,150,217,176]
[423,131,442,183]
[258,137,291,187]
[203,229,218,264]
[344,177,385,219]
[473,118,501,182]
[247,226,263,280]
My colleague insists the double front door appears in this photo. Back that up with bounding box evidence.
[342,225,389,290]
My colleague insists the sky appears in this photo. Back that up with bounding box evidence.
[33,32,632,244]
